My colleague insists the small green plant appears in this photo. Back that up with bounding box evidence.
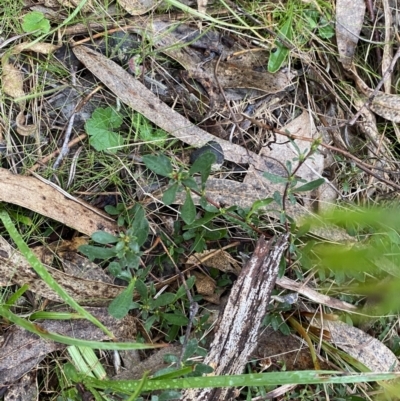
[78,204,149,319]
[85,106,124,152]
[143,151,217,225]
[22,11,50,36]
[131,277,195,340]
[133,112,168,147]
[267,2,334,73]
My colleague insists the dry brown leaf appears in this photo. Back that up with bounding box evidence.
[0,236,124,305]
[15,111,37,137]
[14,42,60,54]
[336,0,365,69]
[44,0,93,12]
[187,249,241,275]
[197,0,207,15]
[320,320,399,372]
[368,92,400,123]
[191,271,220,304]
[117,0,158,15]
[1,61,25,100]
[0,308,135,387]
[0,168,117,236]
[61,253,113,283]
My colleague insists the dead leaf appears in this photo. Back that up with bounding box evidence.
[15,111,37,137]
[117,0,158,15]
[14,42,60,54]
[61,253,113,283]
[368,92,400,123]
[336,0,365,69]
[192,271,219,301]
[0,308,135,387]
[0,236,124,305]
[321,319,399,372]
[187,249,241,275]
[0,168,117,236]
[1,61,25,100]
[44,0,93,12]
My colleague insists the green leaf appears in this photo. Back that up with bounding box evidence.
[107,261,122,277]
[108,278,136,319]
[318,20,335,39]
[294,178,325,192]
[163,182,179,205]
[131,205,149,246]
[85,107,124,153]
[182,338,200,360]
[78,245,116,261]
[181,177,199,191]
[91,231,119,244]
[85,126,123,153]
[263,171,289,184]
[249,198,274,215]
[91,107,123,129]
[142,154,173,176]
[151,293,176,309]
[268,15,293,73]
[181,192,196,224]
[161,312,189,326]
[183,211,219,229]
[135,279,148,301]
[189,151,216,183]
[22,11,50,36]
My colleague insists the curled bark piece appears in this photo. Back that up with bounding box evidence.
[182,234,289,401]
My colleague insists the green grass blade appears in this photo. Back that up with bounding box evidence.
[0,306,164,350]
[79,371,400,393]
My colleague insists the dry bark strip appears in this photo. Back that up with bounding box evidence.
[0,168,117,236]
[182,234,289,401]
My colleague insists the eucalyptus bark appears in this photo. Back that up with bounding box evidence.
[182,234,289,400]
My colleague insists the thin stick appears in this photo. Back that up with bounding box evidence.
[53,67,78,169]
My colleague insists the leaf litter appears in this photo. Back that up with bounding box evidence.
[1,1,400,399]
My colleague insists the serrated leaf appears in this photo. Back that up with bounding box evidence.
[91,107,123,129]
[78,245,116,261]
[142,154,173,176]
[85,121,123,152]
[181,192,196,224]
[108,279,136,319]
[163,182,179,205]
[294,178,325,192]
[22,11,50,36]
[91,231,119,244]
[263,171,289,184]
